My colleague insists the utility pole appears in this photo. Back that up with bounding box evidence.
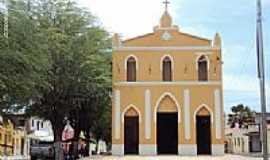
[256,0,268,160]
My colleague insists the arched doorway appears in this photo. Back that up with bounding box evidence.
[124,107,139,155]
[195,106,212,155]
[156,94,179,154]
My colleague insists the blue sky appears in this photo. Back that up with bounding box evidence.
[173,0,270,113]
[78,0,270,113]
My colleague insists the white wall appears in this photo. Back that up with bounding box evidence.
[29,117,53,136]
[30,118,50,130]
[226,127,253,154]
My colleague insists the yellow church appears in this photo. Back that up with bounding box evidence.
[112,1,224,156]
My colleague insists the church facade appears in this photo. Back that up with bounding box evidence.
[111,4,224,156]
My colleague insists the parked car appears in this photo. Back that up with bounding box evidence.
[30,141,54,160]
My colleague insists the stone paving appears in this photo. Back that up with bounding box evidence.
[84,155,263,160]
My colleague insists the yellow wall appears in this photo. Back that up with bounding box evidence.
[0,120,14,156]
[13,129,25,156]
[111,13,224,148]
[0,120,26,156]
[113,50,222,82]
[112,85,224,145]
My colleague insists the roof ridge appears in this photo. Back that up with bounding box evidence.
[123,32,155,42]
[179,31,211,42]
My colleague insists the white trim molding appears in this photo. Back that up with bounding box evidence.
[196,54,210,71]
[124,54,138,71]
[114,81,221,86]
[139,144,157,155]
[121,104,142,123]
[154,92,181,123]
[144,89,151,139]
[114,46,220,52]
[194,104,214,124]
[111,144,124,156]
[212,144,224,155]
[114,90,121,140]
[184,89,191,140]
[178,144,197,156]
[160,54,174,71]
[214,89,222,139]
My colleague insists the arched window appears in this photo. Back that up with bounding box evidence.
[198,56,208,81]
[127,57,136,82]
[162,56,172,81]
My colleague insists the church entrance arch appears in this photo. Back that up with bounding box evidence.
[155,93,179,154]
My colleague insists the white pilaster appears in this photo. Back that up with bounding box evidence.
[14,138,17,155]
[178,144,197,156]
[145,89,151,139]
[184,89,191,140]
[112,144,124,156]
[212,144,224,155]
[214,89,222,139]
[139,144,156,155]
[114,90,121,139]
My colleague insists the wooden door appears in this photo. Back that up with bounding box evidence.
[124,116,139,154]
[157,113,178,154]
[196,116,211,155]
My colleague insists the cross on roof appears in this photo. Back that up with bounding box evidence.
[163,0,170,11]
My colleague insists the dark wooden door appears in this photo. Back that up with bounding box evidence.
[157,113,178,154]
[196,116,211,155]
[124,116,139,154]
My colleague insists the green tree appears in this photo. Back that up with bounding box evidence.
[91,90,111,144]
[30,1,111,159]
[0,0,44,113]
[227,104,255,128]
[1,0,112,159]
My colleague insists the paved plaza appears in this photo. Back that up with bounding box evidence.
[85,155,263,160]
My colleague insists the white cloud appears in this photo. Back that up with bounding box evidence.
[223,73,270,108]
[77,0,179,39]
[223,74,260,92]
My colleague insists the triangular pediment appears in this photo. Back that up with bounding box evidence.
[123,30,211,47]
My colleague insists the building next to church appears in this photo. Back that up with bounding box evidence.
[225,113,270,155]
[0,116,27,157]
[111,2,224,156]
